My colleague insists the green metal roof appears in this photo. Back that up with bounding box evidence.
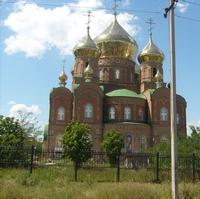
[105,89,146,99]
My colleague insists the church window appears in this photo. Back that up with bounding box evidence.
[138,108,144,121]
[57,107,65,121]
[84,103,93,118]
[153,67,157,77]
[99,70,103,81]
[109,107,115,120]
[126,135,133,152]
[160,107,168,121]
[115,69,120,79]
[124,107,131,120]
[140,136,147,152]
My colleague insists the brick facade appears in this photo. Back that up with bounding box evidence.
[47,18,187,153]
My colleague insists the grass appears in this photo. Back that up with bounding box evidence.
[0,167,200,199]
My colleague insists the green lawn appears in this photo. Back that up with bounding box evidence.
[0,167,200,199]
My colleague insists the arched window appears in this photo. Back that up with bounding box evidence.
[140,136,147,152]
[109,107,115,120]
[115,69,120,79]
[126,135,133,152]
[99,70,103,81]
[84,103,93,118]
[124,107,131,120]
[177,113,180,124]
[57,107,65,121]
[138,108,144,121]
[153,67,157,77]
[160,107,168,121]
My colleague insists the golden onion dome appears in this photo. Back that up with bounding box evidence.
[155,69,163,82]
[95,16,138,60]
[138,35,164,63]
[59,70,67,87]
[74,27,98,58]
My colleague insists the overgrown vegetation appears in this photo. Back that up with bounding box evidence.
[0,168,200,199]
[148,125,200,156]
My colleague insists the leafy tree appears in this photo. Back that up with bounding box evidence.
[62,121,92,167]
[102,129,124,166]
[15,111,42,144]
[0,115,26,166]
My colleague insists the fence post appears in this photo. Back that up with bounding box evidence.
[74,160,78,181]
[30,145,35,174]
[116,153,120,182]
[156,152,160,182]
[192,153,196,182]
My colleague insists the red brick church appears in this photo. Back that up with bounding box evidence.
[47,14,186,153]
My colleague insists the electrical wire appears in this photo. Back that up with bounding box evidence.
[1,0,200,23]
[0,0,163,15]
[181,0,200,7]
[175,14,200,22]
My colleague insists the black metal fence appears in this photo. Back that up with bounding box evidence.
[1,145,200,182]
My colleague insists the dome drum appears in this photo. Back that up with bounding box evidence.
[97,41,137,60]
[138,53,164,64]
[74,48,99,58]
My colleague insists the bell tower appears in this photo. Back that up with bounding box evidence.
[138,18,164,92]
[72,11,99,86]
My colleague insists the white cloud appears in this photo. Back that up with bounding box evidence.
[4,0,139,58]
[8,103,41,118]
[8,100,16,105]
[177,2,189,13]
[187,120,200,135]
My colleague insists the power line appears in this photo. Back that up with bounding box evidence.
[1,0,200,23]
[0,1,162,15]
[175,14,200,22]
[181,0,200,7]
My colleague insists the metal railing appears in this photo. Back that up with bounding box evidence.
[0,145,200,182]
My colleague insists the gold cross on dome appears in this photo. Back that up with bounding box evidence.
[85,10,94,28]
[62,59,66,71]
[113,0,121,17]
[145,17,156,37]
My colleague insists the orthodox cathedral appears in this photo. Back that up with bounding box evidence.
[47,12,186,153]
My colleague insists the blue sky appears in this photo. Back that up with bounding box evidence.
[0,0,200,131]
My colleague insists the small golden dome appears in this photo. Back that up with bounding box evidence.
[59,71,67,87]
[95,16,138,60]
[74,27,98,58]
[84,63,93,75]
[138,35,164,63]
[155,69,163,82]
[84,63,93,82]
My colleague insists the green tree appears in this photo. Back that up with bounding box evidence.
[102,129,124,166]
[62,121,92,167]
[0,115,26,166]
[15,111,42,144]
